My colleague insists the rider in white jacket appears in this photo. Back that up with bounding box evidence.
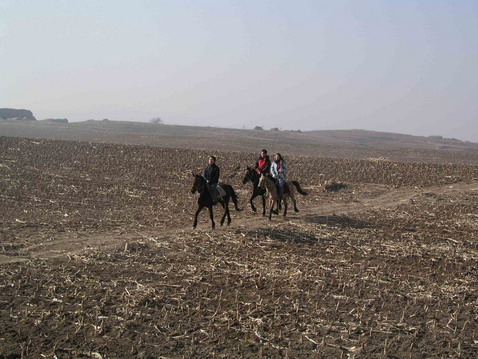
[270,153,287,196]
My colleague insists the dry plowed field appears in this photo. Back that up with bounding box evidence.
[1,136,478,358]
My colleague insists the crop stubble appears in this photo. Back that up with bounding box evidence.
[1,136,478,358]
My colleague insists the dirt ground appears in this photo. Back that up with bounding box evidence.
[1,136,478,358]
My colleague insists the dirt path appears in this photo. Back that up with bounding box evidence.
[2,181,477,265]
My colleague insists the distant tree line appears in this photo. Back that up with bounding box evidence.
[251,126,301,132]
[428,135,462,143]
[43,118,69,124]
[0,108,36,120]
[150,117,163,124]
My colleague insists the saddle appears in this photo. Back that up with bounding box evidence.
[216,185,226,198]
[210,184,226,203]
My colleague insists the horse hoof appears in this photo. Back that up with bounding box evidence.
[294,209,299,213]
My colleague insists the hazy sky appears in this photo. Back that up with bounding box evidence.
[1,0,477,141]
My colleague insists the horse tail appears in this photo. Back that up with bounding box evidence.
[228,185,241,211]
[291,181,308,196]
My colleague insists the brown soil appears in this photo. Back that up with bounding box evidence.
[1,136,478,358]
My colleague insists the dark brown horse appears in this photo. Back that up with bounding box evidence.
[242,167,267,216]
[191,174,240,229]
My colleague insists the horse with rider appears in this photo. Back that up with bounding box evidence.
[243,149,307,219]
[191,155,240,229]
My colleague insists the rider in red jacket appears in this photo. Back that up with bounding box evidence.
[254,149,271,176]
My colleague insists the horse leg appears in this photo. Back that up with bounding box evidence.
[208,207,215,229]
[272,199,279,215]
[226,200,232,225]
[220,201,227,226]
[268,199,273,221]
[249,194,257,213]
[292,192,299,212]
[193,205,203,229]
[283,198,288,217]
[261,195,266,216]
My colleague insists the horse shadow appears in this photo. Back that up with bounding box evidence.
[241,228,320,245]
[303,214,373,229]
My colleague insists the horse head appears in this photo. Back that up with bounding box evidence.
[191,173,205,194]
[242,166,256,184]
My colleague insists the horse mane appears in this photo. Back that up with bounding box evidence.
[194,174,212,200]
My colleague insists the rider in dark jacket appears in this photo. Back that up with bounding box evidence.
[204,155,220,202]
[254,149,271,176]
